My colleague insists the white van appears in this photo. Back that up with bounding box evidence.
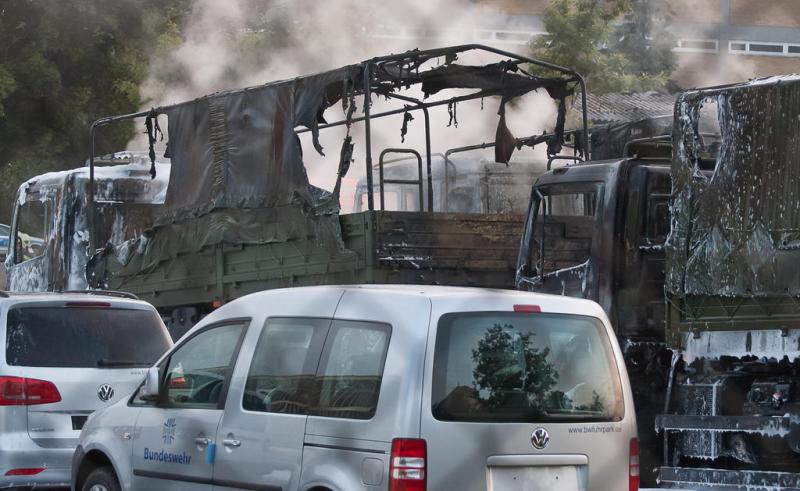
[0,291,171,488]
[73,285,638,491]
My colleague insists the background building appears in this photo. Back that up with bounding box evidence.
[371,0,800,88]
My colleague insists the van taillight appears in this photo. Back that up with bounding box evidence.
[513,304,541,313]
[629,437,640,491]
[390,438,426,491]
[0,377,62,406]
[5,467,45,476]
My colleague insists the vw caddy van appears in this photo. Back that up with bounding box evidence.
[72,285,638,491]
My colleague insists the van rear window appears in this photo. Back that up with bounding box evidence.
[432,312,624,422]
[6,307,170,368]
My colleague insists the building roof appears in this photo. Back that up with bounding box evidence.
[585,91,677,124]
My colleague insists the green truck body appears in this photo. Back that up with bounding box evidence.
[657,76,800,489]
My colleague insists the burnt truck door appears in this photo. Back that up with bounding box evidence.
[6,183,62,292]
[614,163,671,344]
[517,179,607,302]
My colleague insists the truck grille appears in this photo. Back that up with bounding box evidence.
[678,380,723,459]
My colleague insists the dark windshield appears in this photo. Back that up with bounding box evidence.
[529,185,599,275]
[6,306,171,368]
[432,312,624,422]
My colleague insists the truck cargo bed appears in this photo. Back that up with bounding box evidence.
[106,210,525,309]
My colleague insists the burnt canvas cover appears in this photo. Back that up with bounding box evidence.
[87,48,578,291]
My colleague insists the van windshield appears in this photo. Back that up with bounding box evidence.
[432,312,624,422]
[6,306,171,368]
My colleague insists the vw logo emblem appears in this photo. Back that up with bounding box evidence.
[531,427,550,449]
[97,384,114,402]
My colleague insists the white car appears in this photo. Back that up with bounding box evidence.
[73,285,638,491]
[0,290,171,488]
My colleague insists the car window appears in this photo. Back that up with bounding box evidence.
[432,312,624,423]
[6,306,171,368]
[164,322,244,409]
[314,320,391,420]
[242,318,328,414]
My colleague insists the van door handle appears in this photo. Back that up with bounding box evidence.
[195,437,210,446]
[223,438,241,448]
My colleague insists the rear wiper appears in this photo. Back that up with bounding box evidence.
[97,359,149,368]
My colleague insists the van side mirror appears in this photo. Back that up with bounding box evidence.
[139,366,161,402]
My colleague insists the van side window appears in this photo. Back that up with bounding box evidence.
[164,322,244,409]
[314,321,391,420]
[242,318,329,414]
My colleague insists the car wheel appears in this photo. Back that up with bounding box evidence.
[82,466,121,491]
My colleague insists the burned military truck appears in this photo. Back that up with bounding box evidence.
[514,118,679,486]
[656,77,800,490]
[6,45,587,335]
[5,153,170,292]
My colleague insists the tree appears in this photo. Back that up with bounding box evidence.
[0,0,191,222]
[530,0,676,95]
[471,324,558,411]
[613,0,677,82]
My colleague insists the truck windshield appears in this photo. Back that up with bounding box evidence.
[432,312,624,422]
[6,306,170,368]
[527,183,600,276]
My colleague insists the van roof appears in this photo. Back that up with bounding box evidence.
[235,284,604,313]
[0,290,150,308]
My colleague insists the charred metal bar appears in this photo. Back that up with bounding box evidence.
[378,149,424,212]
[659,466,800,490]
[655,414,796,433]
[547,155,582,171]
[296,88,507,134]
[623,135,671,159]
[363,61,375,212]
[535,188,546,282]
[385,93,433,212]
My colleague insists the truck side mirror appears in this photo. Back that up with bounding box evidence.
[139,366,161,402]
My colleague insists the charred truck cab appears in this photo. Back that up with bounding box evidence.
[515,153,672,484]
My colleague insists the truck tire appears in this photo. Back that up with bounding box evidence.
[81,466,121,491]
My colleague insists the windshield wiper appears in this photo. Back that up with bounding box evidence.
[97,359,150,368]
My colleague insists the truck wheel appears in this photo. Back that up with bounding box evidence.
[82,466,121,491]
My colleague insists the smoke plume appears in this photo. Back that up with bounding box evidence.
[135,0,570,210]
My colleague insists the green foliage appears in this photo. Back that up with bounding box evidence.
[613,0,677,80]
[530,0,676,95]
[0,0,191,222]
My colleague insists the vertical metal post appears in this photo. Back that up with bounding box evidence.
[363,62,375,212]
[88,124,97,254]
[422,106,433,212]
[577,75,590,158]
[378,150,385,211]
[385,93,434,212]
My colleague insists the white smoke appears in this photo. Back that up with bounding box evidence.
[136,0,569,210]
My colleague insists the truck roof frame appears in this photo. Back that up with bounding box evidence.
[84,44,588,251]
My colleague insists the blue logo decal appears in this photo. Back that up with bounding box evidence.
[162,418,177,445]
